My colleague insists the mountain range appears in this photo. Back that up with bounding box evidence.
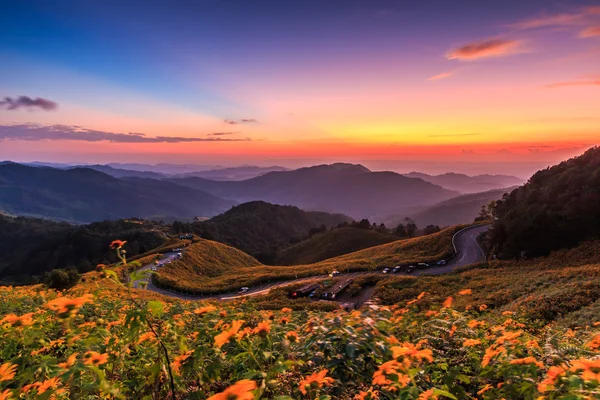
[403,172,523,193]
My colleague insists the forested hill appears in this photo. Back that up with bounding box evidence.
[490,146,600,258]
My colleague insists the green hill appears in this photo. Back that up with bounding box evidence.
[274,227,399,265]
[491,146,600,258]
[175,201,351,263]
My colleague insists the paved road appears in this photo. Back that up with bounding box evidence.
[135,224,489,301]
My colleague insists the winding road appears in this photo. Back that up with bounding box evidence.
[134,224,489,301]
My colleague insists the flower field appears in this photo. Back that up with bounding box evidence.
[1,277,600,399]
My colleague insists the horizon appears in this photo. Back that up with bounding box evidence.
[1,0,599,177]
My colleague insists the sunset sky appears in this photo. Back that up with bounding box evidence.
[1,0,599,176]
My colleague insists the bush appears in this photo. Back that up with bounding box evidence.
[44,268,81,290]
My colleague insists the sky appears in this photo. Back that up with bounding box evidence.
[1,0,599,177]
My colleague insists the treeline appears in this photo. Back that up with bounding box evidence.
[0,216,166,284]
[490,146,600,258]
[334,218,441,238]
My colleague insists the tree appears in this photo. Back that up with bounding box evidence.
[44,268,81,290]
[405,217,418,238]
[424,225,441,235]
[394,224,407,237]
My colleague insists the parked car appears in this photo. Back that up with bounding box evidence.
[237,287,249,294]
[392,266,401,273]
[406,266,415,273]
[382,267,390,274]
[309,289,318,298]
[151,266,157,271]
[330,270,341,277]
[166,260,172,264]
[157,263,163,268]
[417,263,429,268]
[437,260,447,265]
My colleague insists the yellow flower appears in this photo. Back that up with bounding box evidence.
[0,363,16,382]
[299,369,334,394]
[208,379,257,400]
[83,351,109,366]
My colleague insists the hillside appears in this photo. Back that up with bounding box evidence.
[274,227,399,265]
[490,146,600,258]
[0,163,233,222]
[75,164,166,179]
[152,226,458,294]
[170,163,459,219]
[175,165,289,180]
[175,201,351,263]
[393,187,517,227]
[404,171,523,193]
[0,216,168,284]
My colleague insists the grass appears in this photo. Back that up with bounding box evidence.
[274,227,399,265]
[152,226,461,294]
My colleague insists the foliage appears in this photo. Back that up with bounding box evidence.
[490,146,600,258]
[44,268,81,290]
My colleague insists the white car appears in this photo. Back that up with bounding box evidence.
[382,268,390,274]
[151,266,157,271]
[329,270,341,277]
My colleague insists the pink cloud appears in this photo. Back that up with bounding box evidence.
[427,71,454,81]
[579,26,600,38]
[545,79,600,88]
[447,39,522,61]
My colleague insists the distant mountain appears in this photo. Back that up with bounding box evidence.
[170,163,459,219]
[0,163,234,223]
[404,172,522,193]
[274,226,398,265]
[175,165,289,181]
[490,146,600,258]
[402,187,517,227]
[77,164,166,179]
[107,163,222,175]
[176,201,351,263]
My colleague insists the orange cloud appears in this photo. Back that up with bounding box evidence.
[447,39,522,61]
[510,6,600,30]
[579,26,600,38]
[427,71,453,81]
[545,79,600,88]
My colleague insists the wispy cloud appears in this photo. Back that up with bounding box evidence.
[427,71,453,81]
[0,124,252,143]
[0,96,58,111]
[209,132,237,136]
[447,39,523,61]
[545,79,600,88]
[510,6,600,31]
[224,118,258,125]
[579,26,600,38]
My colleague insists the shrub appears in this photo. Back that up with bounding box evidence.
[44,268,81,290]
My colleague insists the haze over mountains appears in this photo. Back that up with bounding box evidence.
[0,160,521,225]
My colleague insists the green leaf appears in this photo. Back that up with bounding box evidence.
[433,388,458,400]
[147,301,164,317]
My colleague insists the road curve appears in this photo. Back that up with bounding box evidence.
[134,224,489,301]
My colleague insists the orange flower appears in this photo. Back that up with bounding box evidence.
[214,320,244,348]
[482,345,506,367]
[281,307,293,313]
[392,342,433,364]
[372,360,410,387]
[538,365,567,392]
[58,353,78,369]
[172,350,194,374]
[502,311,514,315]
[286,331,299,342]
[442,296,453,309]
[468,320,485,329]
[0,389,11,400]
[37,377,61,395]
[570,358,600,382]
[477,384,493,395]
[0,312,34,327]
[495,330,522,345]
[280,316,290,324]
[406,299,418,306]
[417,292,427,300]
[136,332,157,345]
[479,304,488,311]
[586,334,600,350]
[0,363,16,382]
[510,357,543,368]
[83,351,109,366]
[46,294,93,318]
[208,379,257,400]
[110,240,126,248]
[194,305,217,315]
[449,325,457,337]
[418,389,438,400]
[425,310,439,317]
[458,289,472,295]
[253,320,272,334]
[462,339,482,347]
[299,369,334,395]
[354,388,379,400]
